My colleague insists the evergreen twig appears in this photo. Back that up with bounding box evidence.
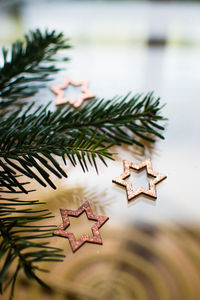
[0,28,167,299]
[55,92,166,146]
[0,29,71,106]
[0,189,64,299]
[0,92,165,192]
[0,101,113,192]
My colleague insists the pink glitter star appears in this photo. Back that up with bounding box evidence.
[54,201,109,252]
[112,158,166,201]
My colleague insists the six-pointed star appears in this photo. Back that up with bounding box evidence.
[54,201,109,252]
[51,76,95,108]
[112,158,166,201]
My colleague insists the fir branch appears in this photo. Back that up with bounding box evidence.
[0,27,167,300]
[0,29,71,105]
[57,92,166,146]
[0,194,64,299]
[0,102,113,192]
[0,93,165,192]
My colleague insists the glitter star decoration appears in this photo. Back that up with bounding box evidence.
[112,158,166,201]
[51,77,95,108]
[53,201,109,252]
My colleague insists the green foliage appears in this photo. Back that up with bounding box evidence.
[0,102,113,193]
[0,92,165,193]
[0,29,70,299]
[56,92,166,146]
[0,29,71,105]
[0,186,64,299]
[0,28,167,299]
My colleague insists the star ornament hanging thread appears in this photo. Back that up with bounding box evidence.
[112,158,166,201]
[51,76,95,108]
[53,201,109,252]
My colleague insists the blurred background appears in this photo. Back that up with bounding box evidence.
[1,0,200,299]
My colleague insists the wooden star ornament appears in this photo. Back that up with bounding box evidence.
[112,158,166,201]
[53,201,109,252]
[51,77,95,108]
